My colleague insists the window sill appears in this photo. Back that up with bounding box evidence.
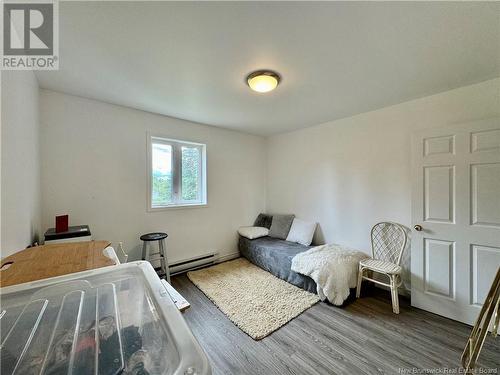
[148,203,208,212]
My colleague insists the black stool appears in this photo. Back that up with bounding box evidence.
[140,232,169,282]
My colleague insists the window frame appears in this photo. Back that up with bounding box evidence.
[147,134,207,210]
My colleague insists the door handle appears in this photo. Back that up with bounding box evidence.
[414,224,423,231]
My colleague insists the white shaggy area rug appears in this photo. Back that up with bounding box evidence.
[187,258,320,340]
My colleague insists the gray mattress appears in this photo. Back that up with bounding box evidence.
[238,236,317,294]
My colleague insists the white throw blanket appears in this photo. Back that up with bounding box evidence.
[291,244,369,305]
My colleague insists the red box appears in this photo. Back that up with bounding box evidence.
[55,215,69,233]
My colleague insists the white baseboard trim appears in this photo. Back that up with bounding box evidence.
[217,251,240,263]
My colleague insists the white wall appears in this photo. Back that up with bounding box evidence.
[1,71,41,257]
[266,78,500,289]
[40,90,266,263]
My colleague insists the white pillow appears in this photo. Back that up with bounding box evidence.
[286,219,316,246]
[238,226,269,240]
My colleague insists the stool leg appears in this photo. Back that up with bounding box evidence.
[141,241,147,261]
[159,239,170,283]
[158,240,165,273]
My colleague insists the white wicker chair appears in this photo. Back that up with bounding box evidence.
[356,222,408,314]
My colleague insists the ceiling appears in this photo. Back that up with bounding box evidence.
[36,2,500,136]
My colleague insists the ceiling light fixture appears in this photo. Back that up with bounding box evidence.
[246,70,280,93]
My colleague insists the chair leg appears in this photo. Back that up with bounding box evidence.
[356,266,364,298]
[390,275,400,314]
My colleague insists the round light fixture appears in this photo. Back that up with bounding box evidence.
[246,70,280,93]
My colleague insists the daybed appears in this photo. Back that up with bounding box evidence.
[238,214,368,305]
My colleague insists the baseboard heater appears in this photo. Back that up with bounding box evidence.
[169,252,218,275]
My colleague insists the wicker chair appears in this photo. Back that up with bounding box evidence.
[356,222,408,314]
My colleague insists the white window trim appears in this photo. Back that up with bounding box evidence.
[147,133,207,211]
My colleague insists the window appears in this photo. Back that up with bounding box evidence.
[149,136,207,209]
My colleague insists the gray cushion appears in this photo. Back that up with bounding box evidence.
[238,236,316,293]
[254,213,273,229]
[269,214,295,239]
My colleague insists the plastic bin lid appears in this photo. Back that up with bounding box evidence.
[0,262,210,375]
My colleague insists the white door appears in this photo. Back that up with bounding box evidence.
[411,117,500,325]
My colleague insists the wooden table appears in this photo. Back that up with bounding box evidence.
[0,240,190,312]
[0,240,114,288]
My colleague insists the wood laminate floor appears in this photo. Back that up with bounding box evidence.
[172,275,499,375]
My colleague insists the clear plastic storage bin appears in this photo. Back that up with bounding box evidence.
[0,261,210,375]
